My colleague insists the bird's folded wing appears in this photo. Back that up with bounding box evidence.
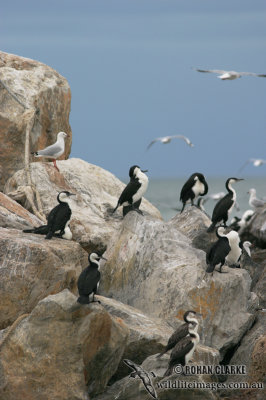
[37,144,62,156]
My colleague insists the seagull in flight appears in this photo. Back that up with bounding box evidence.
[147,135,194,150]
[194,68,266,80]
[31,131,68,172]
[238,158,266,173]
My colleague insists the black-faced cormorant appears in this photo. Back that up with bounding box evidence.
[206,226,230,274]
[157,310,199,358]
[207,177,243,232]
[180,173,208,213]
[225,230,243,268]
[112,165,148,215]
[123,359,157,399]
[77,253,107,304]
[23,191,75,239]
[163,322,200,377]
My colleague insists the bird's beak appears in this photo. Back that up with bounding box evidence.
[196,312,203,316]
[68,193,76,196]
[100,256,107,261]
[141,169,148,173]
[236,178,244,181]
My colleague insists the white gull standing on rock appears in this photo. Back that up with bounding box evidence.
[248,188,266,209]
[32,131,68,172]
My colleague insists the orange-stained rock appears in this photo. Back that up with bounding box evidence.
[0,191,42,229]
[0,290,129,400]
[0,227,88,329]
[0,51,72,190]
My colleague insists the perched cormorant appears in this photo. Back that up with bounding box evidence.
[230,210,254,233]
[179,173,208,213]
[31,131,68,172]
[123,359,157,399]
[207,177,243,232]
[157,310,199,358]
[226,230,243,268]
[112,165,148,215]
[23,191,75,239]
[163,322,200,377]
[206,226,230,274]
[77,253,107,304]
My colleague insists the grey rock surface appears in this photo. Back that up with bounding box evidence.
[100,210,256,356]
[4,158,162,253]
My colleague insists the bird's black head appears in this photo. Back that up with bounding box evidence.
[193,173,206,183]
[89,253,107,265]
[129,165,141,178]
[183,310,196,322]
[57,191,76,203]
[226,177,244,187]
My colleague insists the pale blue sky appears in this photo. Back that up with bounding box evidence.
[1,0,266,178]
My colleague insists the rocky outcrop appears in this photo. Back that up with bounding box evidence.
[94,353,220,400]
[100,210,256,356]
[226,310,265,384]
[0,191,42,229]
[4,158,162,252]
[0,227,88,329]
[0,51,72,191]
[97,296,174,381]
[0,290,129,400]
[242,204,266,247]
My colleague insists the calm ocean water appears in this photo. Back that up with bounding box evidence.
[142,177,266,221]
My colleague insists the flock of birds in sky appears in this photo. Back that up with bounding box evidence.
[19,65,265,385]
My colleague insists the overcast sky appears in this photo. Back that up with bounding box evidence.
[1,0,266,178]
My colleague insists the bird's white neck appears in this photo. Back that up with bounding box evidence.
[186,316,199,332]
[227,182,236,201]
[135,169,148,184]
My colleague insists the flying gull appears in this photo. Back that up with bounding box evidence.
[32,131,68,172]
[147,135,194,150]
[238,158,266,173]
[194,68,266,80]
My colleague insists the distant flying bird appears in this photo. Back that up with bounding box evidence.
[32,131,68,172]
[123,359,157,399]
[147,135,194,150]
[238,158,266,174]
[194,68,266,80]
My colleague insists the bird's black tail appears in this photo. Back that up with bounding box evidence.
[156,349,167,358]
[206,264,214,273]
[163,366,173,377]
[23,225,48,234]
[180,203,186,213]
[45,231,53,240]
[77,296,90,304]
[112,202,119,214]
[207,222,216,232]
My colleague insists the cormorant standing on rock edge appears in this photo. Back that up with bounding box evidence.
[180,173,208,213]
[157,310,199,358]
[207,177,243,232]
[163,322,200,377]
[23,191,75,239]
[77,253,107,304]
[112,165,148,216]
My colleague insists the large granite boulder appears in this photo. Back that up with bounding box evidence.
[100,210,256,356]
[0,51,72,191]
[97,295,174,381]
[0,227,88,329]
[0,191,42,229]
[0,290,129,400]
[242,204,266,247]
[4,158,162,252]
[94,353,220,400]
